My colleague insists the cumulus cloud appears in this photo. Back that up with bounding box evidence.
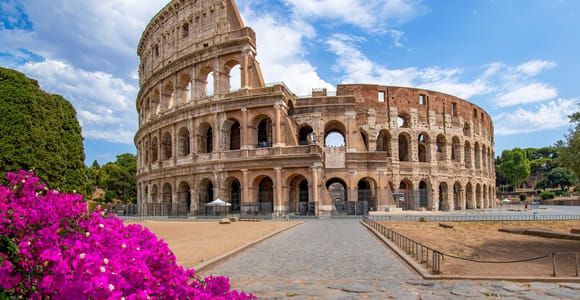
[495,98,579,136]
[18,60,137,144]
[516,60,556,77]
[497,83,558,107]
[283,0,425,31]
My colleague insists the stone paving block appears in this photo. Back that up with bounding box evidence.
[520,292,560,300]
[560,282,580,290]
[529,282,558,290]
[545,288,580,299]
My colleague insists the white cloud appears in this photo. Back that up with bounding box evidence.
[495,99,579,136]
[18,60,138,145]
[516,60,556,77]
[283,0,425,31]
[497,83,558,107]
[240,7,333,95]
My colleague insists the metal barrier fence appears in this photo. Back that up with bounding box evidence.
[363,217,580,277]
[368,214,580,222]
[331,201,369,216]
[362,216,442,274]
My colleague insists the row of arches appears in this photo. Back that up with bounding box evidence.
[141,62,242,124]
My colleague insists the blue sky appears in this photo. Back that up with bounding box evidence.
[1,0,578,164]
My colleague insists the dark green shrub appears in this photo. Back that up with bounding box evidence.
[540,191,556,200]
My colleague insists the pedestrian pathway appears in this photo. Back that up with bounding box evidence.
[209,219,580,299]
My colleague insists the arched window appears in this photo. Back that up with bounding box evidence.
[178,182,191,213]
[226,62,241,92]
[474,142,481,169]
[324,121,346,148]
[230,121,241,150]
[398,134,410,161]
[162,183,172,203]
[226,178,241,213]
[257,177,274,213]
[358,178,376,212]
[178,128,190,157]
[377,130,391,156]
[451,136,460,162]
[438,182,448,211]
[198,123,213,153]
[397,114,410,128]
[453,182,462,210]
[419,181,429,209]
[206,71,215,96]
[151,137,159,162]
[298,126,314,145]
[327,178,348,213]
[162,133,172,160]
[417,133,429,163]
[464,141,472,168]
[163,81,175,110]
[436,134,447,161]
[465,182,474,209]
[257,117,273,148]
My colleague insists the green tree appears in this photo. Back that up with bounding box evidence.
[498,148,531,191]
[98,153,136,203]
[557,111,580,180]
[0,67,86,193]
[546,167,575,190]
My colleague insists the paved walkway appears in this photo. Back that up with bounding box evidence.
[209,219,580,299]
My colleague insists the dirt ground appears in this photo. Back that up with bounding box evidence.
[379,221,580,277]
[126,220,299,269]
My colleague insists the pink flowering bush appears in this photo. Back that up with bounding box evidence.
[0,170,254,299]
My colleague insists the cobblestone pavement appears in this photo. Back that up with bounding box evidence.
[209,219,580,299]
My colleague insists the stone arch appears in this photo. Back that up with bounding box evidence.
[151,137,159,162]
[418,180,430,209]
[474,142,481,169]
[162,80,175,110]
[324,120,347,147]
[151,184,159,203]
[358,177,377,211]
[177,127,190,157]
[399,179,414,210]
[482,146,487,171]
[465,182,474,209]
[463,122,471,136]
[177,72,192,105]
[476,183,482,209]
[222,118,241,150]
[436,134,447,161]
[224,177,242,212]
[483,184,488,208]
[253,115,273,148]
[398,132,411,162]
[162,182,172,203]
[464,141,472,168]
[377,129,392,156]
[198,178,215,208]
[439,182,449,211]
[298,125,314,145]
[451,136,461,163]
[453,181,462,210]
[177,181,191,212]
[224,59,241,92]
[198,66,215,97]
[254,175,274,213]
[162,132,172,160]
[417,132,431,163]
[327,177,348,209]
[288,175,310,214]
[360,129,370,151]
[198,122,213,153]
[151,89,160,116]
[397,112,411,128]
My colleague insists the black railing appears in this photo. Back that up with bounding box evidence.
[332,201,369,216]
[368,214,580,222]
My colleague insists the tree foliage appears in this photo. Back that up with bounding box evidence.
[0,67,85,193]
[557,111,580,180]
[497,148,531,191]
[87,154,136,203]
[546,167,575,190]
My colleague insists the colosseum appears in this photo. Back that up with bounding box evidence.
[134,0,496,217]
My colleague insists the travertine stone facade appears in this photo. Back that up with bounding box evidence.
[135,0,496,216]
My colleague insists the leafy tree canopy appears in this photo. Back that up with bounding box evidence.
[556,110,580,180]
[0,67,85,193]
[497,148,531,190]
[88,153,136,203]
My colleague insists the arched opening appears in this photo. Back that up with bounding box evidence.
[199,179,214,215]
[151,90,160,116]
[417,133,430,163]
[453,182,462,210]
[398,133,410,161]
[225,178,241,213]
[178,182,191,215]
[451,136,460,162]
[327,178,348,214]
[398,180,414,210]
[377,130,392,156]
[483,184,488,208]
[178,128,190,157]
[466,182,474,209]
[163,81,175,110]
[358,178,376,213]
[151,185,158,203]
[463,123,471,136]
[298,126,314,145]
[198,123,213,153]
[162,132,172,160]
[144,141,150,165]
[360,130,369,151]
[178,74,192,105]
[436,134,447,161]
[474,142,481,169]
[226,63,241,92]
[464,141,472,168]
[257,177,274,213]
[324,121,346,147]
[257,117,273,148]
[439,182,449,211]
[397,113,410,128]
[222,119,241,151]
[476,183,482,209]
[205,71,215,96]
[418,181,429,209]
[287,101,295,116]
[289,176,311,215]
[151,137,159,162]
[162,183,172,203]
[482,147,487,171]
[144,186,149,204]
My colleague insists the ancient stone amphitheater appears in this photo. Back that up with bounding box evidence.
[135,0,496,217]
